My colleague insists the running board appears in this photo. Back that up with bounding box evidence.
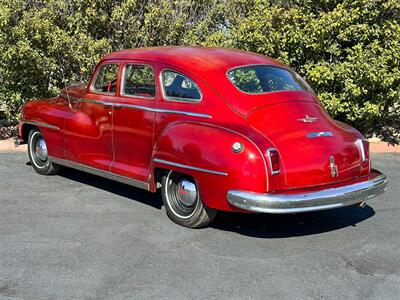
[49,156,150,191]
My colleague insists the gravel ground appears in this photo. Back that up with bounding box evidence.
[0,151,399,299]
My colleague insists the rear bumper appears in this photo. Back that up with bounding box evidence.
[227,170,388,214]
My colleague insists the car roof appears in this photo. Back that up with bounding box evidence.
[101,46,286,76]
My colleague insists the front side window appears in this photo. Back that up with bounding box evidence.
[161,70,201,101]
[227,65,311,94]
[92,64,119,94]
[122,64,156,98]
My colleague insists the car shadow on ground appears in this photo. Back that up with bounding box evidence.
[212,206,375,238]
[58,167,163,210]
[55,165,375,238]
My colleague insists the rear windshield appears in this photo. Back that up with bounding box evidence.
[227,65,311,94]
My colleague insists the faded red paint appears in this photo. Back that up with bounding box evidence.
[19,47,374,212]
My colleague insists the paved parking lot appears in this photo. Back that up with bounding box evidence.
[0,151,399,299]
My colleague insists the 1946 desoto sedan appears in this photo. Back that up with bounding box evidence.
[16,47,388,228]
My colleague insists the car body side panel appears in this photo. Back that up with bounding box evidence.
[64,93,114,171]
[63,61,119,171]
[17,48,377,216]
[152,122,268,211]
[21,98,69,159]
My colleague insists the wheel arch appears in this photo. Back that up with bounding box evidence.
[20,123,38,144]
[151,121,268,211]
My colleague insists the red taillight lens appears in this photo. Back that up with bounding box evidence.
[267,148,280,175]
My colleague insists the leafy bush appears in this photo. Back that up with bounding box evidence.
[0,0,399,143]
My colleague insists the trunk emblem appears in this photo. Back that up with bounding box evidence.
[329,156,339,178]
[298,115,318,123]
[307,131,333,138]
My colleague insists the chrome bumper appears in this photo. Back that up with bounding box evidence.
[227,171,388,214]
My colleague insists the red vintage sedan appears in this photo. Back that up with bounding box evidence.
[16,47,388,228]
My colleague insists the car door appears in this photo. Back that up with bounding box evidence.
[64,62,119,171]
[110,61,158,183]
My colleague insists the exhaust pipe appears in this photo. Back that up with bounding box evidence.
[359,202,367,208]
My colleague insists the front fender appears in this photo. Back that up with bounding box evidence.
[152,122,268,211]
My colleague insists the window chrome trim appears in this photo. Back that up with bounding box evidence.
[153,158,227,176]
[89,62,119,96]
[226,64,313,95]
[160,69,203,103]
[21,120,60,131]
[120,63,156,100]
[49,156,150,190]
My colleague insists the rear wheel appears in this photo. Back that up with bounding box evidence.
[27,128,60,175]
[161,171,217,228]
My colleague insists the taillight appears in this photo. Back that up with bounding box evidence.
[356,139,369,162]
[266,148,280,175]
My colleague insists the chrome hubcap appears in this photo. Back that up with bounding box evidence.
[165,171,200,219]
[177,180,197,206]
[36,138,48,161]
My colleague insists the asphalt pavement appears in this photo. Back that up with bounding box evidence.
[0,151,399,299]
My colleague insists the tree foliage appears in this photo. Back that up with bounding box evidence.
[0,0,399,143]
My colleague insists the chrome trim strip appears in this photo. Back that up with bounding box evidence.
[120,63,156,100]
[306,131,333,138]
[227,171,388,214]
[21,120,60,131]
[153,158,228,176]
[49,156,149,190]
[60,93,211,118]
[79,98,112,106]
[89,62,119,96]
[159,69,203,103]
[114,103,212,118]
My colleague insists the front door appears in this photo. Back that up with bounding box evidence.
[111,61,157,183]
[65,62,119,171]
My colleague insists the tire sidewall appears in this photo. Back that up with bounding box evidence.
[28,129,52,175]
[161,171,215,228]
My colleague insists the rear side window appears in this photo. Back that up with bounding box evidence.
[161,70,201,102]
[92,64,118,94]
[227,65,311,94]
[122,64,156,98]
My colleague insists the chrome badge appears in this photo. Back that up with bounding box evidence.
[298,115,318,123]
[307,131,333,138]
[329,156,338,178]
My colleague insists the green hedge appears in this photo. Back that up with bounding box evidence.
[0,0,399,143]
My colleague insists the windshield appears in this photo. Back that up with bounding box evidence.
[227,65,311,94]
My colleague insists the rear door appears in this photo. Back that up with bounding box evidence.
[110,61,157,183]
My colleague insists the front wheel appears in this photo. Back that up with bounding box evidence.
[161,171,217,228]
[27,128,60,175]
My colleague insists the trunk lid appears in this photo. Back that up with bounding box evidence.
[247,101,363,189]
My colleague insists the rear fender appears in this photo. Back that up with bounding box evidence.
[151,122,268,211]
